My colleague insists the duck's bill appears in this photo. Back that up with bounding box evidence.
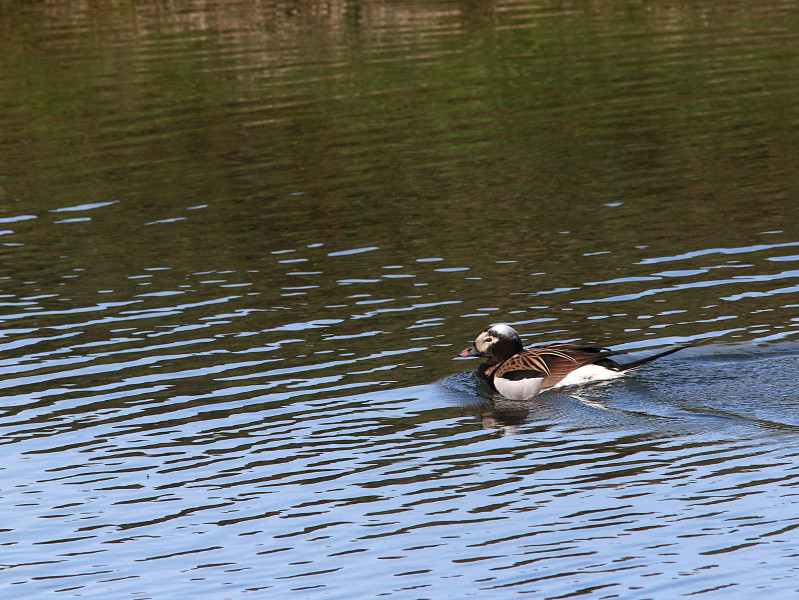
[457,346,482,358]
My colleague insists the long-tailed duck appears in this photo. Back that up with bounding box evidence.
[457,323,685,400]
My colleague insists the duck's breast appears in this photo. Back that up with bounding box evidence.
[493,375,544,400]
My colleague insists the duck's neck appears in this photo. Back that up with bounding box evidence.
[485,337,523,365]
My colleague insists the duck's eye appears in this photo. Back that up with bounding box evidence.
[484,337,493,343]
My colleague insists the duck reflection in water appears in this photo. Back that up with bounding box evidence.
[475,397,531,435]
[474,390,633,435]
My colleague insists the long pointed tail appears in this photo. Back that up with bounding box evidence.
[617,345,689,372]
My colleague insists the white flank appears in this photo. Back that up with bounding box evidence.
[551,364,626,389]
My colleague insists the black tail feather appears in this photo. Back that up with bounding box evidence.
[616,344,689,372]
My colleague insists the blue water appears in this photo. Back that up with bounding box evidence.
[3,1,799,598]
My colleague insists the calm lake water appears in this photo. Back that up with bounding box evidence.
[3,1,799,598]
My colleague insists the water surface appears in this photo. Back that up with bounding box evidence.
[2,1,799,598]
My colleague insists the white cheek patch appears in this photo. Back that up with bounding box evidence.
[493,376,544,400]
[475,332,491,352]
[552,364,626,388]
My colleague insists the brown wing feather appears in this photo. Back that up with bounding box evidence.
[492,343,619,390]
[497,347,574,377]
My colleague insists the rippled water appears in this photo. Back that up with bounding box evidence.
[3,1,799,598]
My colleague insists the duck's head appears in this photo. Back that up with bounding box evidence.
[457,324,524,364]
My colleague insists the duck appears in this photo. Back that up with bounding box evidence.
[457,324,686,400]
